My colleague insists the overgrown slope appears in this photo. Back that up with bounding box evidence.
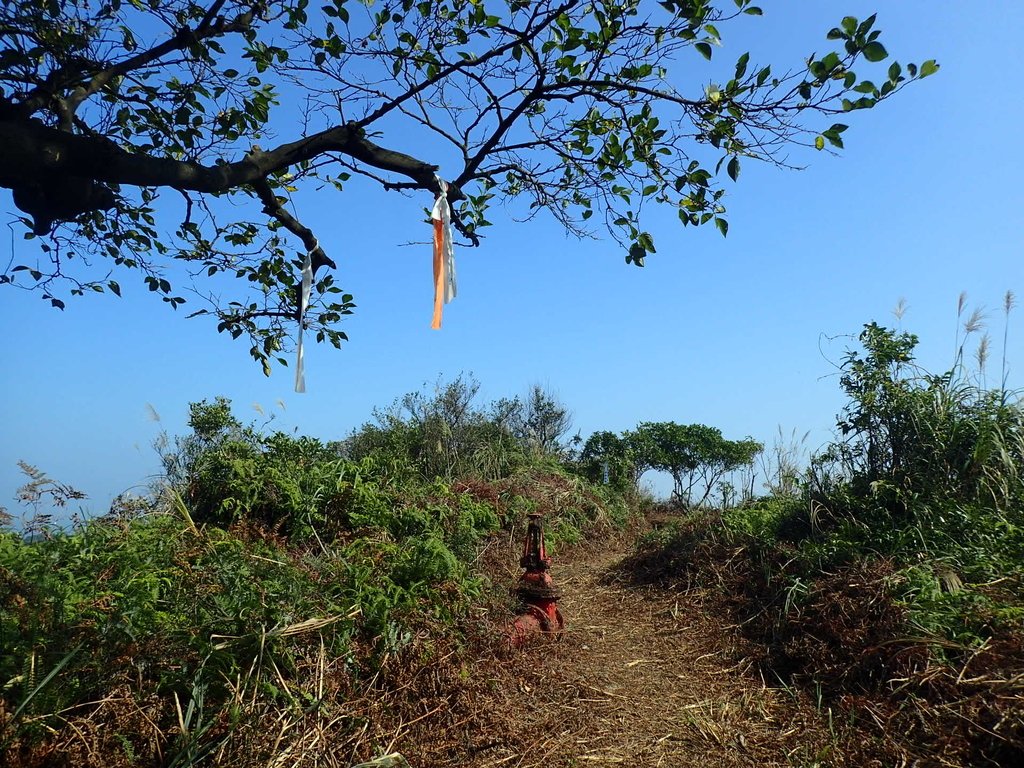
[621,321,1024,766]
[0,385,634,767]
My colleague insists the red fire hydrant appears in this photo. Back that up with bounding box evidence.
[509,513,564,646]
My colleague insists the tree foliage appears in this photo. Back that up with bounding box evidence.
[819,322,1024,520]
[492,384,573,458]
[0,0,936,369]
[342,374,572,480]
[581,420,761,504]
[632,420,761,505]
[580,428,643,491]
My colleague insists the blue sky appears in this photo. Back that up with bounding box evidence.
[1,2,1021,520]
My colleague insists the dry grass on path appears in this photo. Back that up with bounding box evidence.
[399,543,851,768]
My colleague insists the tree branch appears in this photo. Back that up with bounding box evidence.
[355,0,579,128]
[251,178,335,275]
[15,1,256,118]
[456,79,545,188]
[0,116,459,208]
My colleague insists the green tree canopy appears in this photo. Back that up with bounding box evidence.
[632,420,761,505]
[0,0,936,369]
[581,420,761,503]
[580,428,644,490]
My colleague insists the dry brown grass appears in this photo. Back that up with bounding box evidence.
[384,542,855,767]
[615,514,1024,767]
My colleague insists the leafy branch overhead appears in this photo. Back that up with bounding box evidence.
[0,0,937,370]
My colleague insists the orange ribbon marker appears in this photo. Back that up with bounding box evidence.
[431,175,456,329]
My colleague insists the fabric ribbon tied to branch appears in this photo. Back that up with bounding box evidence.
[431,176,457,329]
[294,246,314,393]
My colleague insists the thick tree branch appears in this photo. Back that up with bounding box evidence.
[0,119,443,194]
[0,116,464,234]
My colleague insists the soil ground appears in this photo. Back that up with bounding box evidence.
[401,540,855,768]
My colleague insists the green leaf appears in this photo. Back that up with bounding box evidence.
[10,645,82,723]
[919,59,939,78]
[715,218,729,237]
[814,135,825,151]
[727,156,740,181]
[862,41,888,62]
[695,42,712,61]
[734,52,749,80]
[627,243,646,267]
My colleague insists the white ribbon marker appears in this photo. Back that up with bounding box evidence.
[294,244,314,393]
[430,175,457,329]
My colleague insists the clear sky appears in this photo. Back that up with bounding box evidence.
[1,2,1021,520]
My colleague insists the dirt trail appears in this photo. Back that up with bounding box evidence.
[452,545,842,768]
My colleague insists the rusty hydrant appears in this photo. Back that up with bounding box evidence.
[509,513,564,646]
